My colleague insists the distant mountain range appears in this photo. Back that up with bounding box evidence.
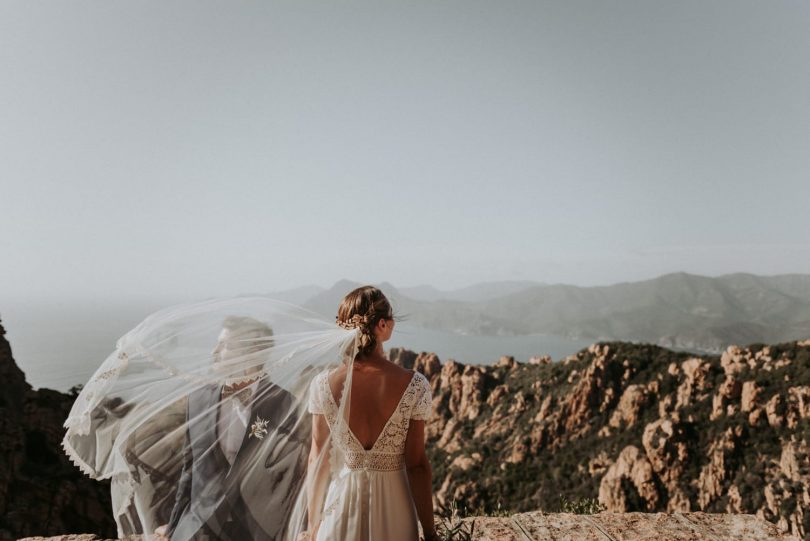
[270,272,810,353]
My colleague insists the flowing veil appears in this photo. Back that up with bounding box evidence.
[62,296,364,541]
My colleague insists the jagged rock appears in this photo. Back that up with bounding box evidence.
[786,386,810,429]
[527,355,551,365]
[505,437,528,464]
[749,407,764,426]
[388,347,418,369]
[639,418,690,512]
[436,475,480,510]
[697,426,742,510]
[459,365,485,420]
[609,384,652,429]
[533,395,552,423]
[450,453,482,472]
[675,357,710,410]
[507,391,527,415]
[779,439,807,482]
[496,355,518,369]
[766,394,784,428]
[741,380,760,413]
[711,374,742,420]
[413,352,443,381]
[721,345,748,376]
[437,417,461,452]
[428,340,810,539]
[0,320,115,540]
[763,438,810,538]
[657,393,674,418]
[439,360,464,417]
[641,418,688,486]
[588,451,613,477]
[727,485,744,514]
[487,384,511,407]
[667,362,680,377]
[564,345,625,436]
[599,446,660,512]
[419,340,810,539]
[437,360,488,422]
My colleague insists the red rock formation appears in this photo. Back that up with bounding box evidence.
[417,338,810,540]
[697,426,742,510]
[598,446,660,511]
[741,380,760,413]
[608,383,654,430]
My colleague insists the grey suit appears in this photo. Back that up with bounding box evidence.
[167,379,310,541]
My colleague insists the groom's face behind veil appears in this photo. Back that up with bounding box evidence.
[212,316,274,383]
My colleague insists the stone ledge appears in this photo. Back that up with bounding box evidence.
[469,512,799,540]
[17,512,799,541]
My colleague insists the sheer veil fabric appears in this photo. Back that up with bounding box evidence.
[62,297,365,541]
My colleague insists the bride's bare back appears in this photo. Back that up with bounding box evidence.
[328,356,415,451]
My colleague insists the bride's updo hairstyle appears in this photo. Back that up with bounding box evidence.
[336,286,394,359]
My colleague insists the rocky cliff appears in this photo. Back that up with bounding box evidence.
[390,338,810,541]
[0,319,115,540]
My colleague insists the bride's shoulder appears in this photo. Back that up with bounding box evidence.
[411,370,430,390]
[391,366,428,390]
[386,364,421,385]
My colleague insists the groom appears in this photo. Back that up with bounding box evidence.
[158,316,310,541]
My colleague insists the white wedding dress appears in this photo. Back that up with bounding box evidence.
[308,370,433,541]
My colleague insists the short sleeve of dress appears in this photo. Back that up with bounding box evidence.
[410,372,433,421]
[308,374,324,415]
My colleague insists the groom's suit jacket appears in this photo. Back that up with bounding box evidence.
[167,378,311,541]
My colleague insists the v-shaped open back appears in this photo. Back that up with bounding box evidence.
[325,371,417,452]
[308,367,432,472]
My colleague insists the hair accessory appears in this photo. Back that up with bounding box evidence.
[336,313,369,330]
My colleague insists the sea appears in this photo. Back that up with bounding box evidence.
[1,299,592,392]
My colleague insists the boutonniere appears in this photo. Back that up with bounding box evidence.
[249,415,269,440]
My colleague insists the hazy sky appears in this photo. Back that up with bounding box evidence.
[2,0,809,302]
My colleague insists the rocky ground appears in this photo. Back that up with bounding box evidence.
[16,512,800,541]
[390,338,810,540]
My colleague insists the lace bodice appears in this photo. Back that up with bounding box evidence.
[308,370,432,471]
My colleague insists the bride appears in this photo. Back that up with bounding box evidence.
[305,286,439,541]
[61,285,439,541]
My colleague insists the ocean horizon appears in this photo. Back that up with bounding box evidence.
[1,299,594,392]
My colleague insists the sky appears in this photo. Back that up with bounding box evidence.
[2,0,809,303]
